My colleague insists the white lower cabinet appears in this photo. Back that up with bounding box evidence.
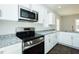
[45,32,79,54]
[0,43,22,54]
[45,34,51,54]
[45,33,57,54]
[57,32,72,46]
[72,33,79,49]
[57,32,79,50]
[50,33,57,48]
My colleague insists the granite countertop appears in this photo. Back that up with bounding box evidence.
[36,30,79,35]
[0,34,22,49]
[36,30,56,35]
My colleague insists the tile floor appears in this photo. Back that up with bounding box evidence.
[48,44,79,54]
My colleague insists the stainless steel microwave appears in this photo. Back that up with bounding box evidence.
[18,5,38,22]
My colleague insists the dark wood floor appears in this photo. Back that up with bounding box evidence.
[48,44,79,54]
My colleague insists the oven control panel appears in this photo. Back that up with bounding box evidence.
[23,37,44,50]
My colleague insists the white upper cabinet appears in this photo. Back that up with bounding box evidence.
[43,8,49,27]
[24,4,56,26]
[0,4,18,21]
[43,11,56,27]
[0,4,56,24]
[31,4,39,12]
[20,4,32,9]
[48,12,56,25]
[32,4,45,24]
[0,4,33,21]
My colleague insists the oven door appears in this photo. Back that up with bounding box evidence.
[23,41,44,54]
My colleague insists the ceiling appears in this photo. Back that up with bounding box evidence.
[44,4,79,16]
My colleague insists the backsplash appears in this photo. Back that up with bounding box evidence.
[0,20,56,35]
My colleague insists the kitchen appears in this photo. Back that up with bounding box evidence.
[0,4,79,54]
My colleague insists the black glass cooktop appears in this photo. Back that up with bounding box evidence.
[16,33,44,42]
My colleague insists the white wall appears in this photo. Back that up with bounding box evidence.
[0,20,56,35]
[60,14,79,31]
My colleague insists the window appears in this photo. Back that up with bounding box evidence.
[75,19,79,31]
[56,19,60,31]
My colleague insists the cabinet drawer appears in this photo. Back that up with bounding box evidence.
[73,38,79,49]
[0,43,22,54]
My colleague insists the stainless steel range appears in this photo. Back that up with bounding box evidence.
[16,27,44,54]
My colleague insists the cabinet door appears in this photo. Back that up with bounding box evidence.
[48,12,55,25]
[57,32,64,43]
[0,4,18,21]
[52,13,56,24]
[45,35,51,54]
[50,33,57,48]
[38,6,45,24]
[58,32,72,46]
[45,33,57,53]
[21,4,32,9]
[31,4,39,12]
[32,5,49,24]
[63,32,72,46]
[73,33,79,49]
[43,8,49,27]
[32,4,43,24]
[0,43,22,54]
